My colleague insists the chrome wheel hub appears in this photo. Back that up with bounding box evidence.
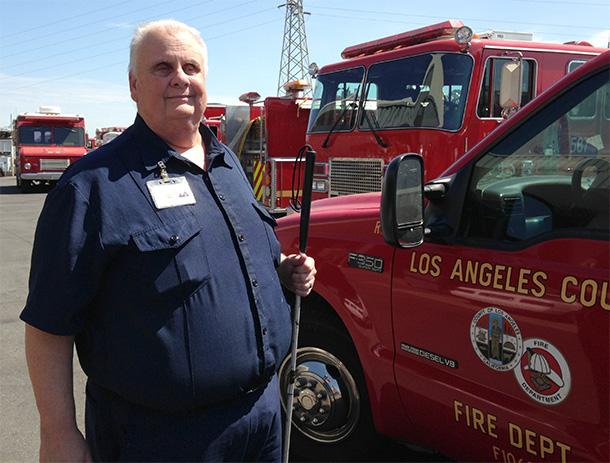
[280,347,361,443]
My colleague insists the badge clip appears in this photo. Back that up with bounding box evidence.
[157,161,170,183]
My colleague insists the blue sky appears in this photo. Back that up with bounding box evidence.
[1,0,608,135]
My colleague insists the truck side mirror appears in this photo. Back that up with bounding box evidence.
[499,58,523,116]
[381,153,424,248]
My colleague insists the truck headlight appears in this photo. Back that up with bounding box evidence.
[312,180,328,193]
[24,162,31,170]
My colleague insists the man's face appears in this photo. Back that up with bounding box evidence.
[129,29,207,130]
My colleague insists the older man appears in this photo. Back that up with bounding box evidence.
[22,19,315,462]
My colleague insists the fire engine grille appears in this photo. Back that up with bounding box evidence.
[40,159,70,171]
[329,158,384,196]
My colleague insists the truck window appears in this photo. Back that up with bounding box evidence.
[308,67,365,133]
[55,127,85,146]
[19,126,85,146]
[20,127,53,145]
[477,58,535,118]
[360,53,473,131]
[568,61,596,118]
[462,68,609,244]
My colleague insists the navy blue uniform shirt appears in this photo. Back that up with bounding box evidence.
[21,115,292,411]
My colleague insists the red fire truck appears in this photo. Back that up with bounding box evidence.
[276,50,609,462]
[14,106,87,192]
[210,84,310,214]
[230,21,605,214]
[303,20,606,201]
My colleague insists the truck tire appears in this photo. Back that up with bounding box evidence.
[279,308,379,461]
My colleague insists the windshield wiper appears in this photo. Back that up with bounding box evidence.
[321,101,356,148]
[361,109,388,148]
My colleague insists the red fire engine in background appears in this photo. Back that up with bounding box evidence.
[215,21,605,214]
[275,49,610,462]
[94,126,127,147]
[203,82,310,214]
[13,106,87,193]
[203,103,233,143]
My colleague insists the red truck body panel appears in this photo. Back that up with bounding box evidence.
[260,97,310,211]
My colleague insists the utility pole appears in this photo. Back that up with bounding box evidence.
[277,0,311,96]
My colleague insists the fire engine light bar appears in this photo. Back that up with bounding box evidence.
[341,19,465,59]
[283,80,311,92]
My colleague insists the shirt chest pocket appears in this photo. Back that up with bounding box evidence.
[130,218,211,304]
[252,202,281,266]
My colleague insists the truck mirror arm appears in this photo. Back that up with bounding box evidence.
[424,223,453,239]
[423,182,446,199]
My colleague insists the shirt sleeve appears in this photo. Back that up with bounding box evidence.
[20,181,109,335]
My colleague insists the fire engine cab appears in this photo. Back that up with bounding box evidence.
[14,106,87,192]
[276,50,609,462]
[304,20,606,201]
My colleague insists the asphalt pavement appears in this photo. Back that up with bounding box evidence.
[0,177,87,462]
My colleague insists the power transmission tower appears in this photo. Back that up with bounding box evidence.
[277,0,311,96]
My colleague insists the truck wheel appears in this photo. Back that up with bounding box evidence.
[279,311,378,461]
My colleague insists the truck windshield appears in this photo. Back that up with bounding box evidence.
[308,67,365,133]
[19,126,85,146]
[360,53,473,131]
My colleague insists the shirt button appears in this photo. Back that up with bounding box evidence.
[169,234,180,244]
[262,328,268,336]
[218,194,225,200]
[252,279,258,287]
[238,234,245,242]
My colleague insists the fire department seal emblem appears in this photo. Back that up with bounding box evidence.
[514,338,571,405]
[470,307,523,372]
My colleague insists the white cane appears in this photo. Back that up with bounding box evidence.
[282,146,316,463]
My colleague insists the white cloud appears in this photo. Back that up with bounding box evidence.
[207,95,250,106]
[0,74,253,134]
[106,22,135,30]
[0,73,134,133]
[588,30,609,48]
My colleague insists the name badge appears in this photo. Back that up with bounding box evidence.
[146,176,196,209]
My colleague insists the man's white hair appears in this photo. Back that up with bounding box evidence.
[129,19,208,76]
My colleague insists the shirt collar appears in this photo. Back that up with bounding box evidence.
[133,114,227,172]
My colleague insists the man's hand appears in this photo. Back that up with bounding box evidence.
[40,426,92,462]
[277,253,316,297]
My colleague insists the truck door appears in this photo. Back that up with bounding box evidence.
[391,67,609,462]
